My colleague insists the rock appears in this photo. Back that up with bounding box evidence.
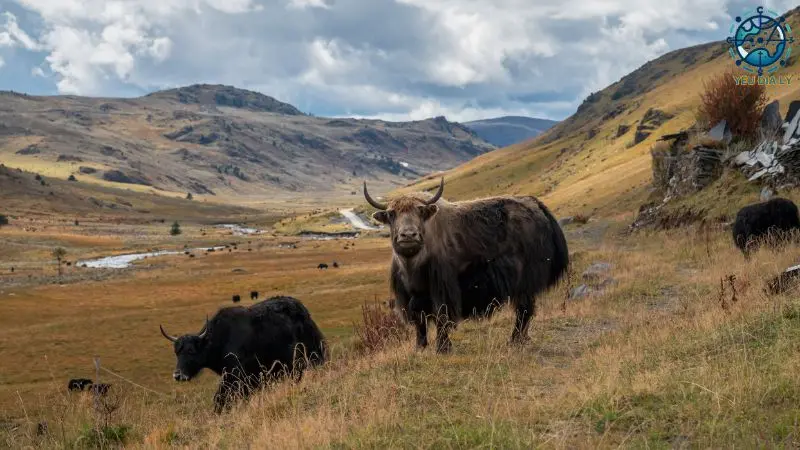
[616,124,630,138]
[558,216,574,226]
[78,166,97,174]
[760,186,775,202]
[231,268,247,273]
[766,264,800,295]
[582,262,612,283]
[102,170,152,186]
[783,108,800,145]
[761,100,782,136]
[706,120,732,144]
[569,284,593,300]
[785,101,800,123]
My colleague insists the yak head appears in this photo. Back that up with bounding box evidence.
[159,318,210,382]
[364,177,443,258]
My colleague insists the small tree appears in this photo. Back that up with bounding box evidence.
[170,221,182,236]
[697,69,768,140]
[186,192,193,200]
[52,247,67,278]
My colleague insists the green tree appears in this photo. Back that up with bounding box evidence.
[170,221,182,236]
[52,247,67,278]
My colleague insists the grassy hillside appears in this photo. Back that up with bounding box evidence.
[393,7,800,220]
[463,116,559,147]
[0,85,492,204]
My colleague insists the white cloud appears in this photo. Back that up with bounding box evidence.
[287,0,330,10]
[2,0,792,120]
[0,56,5,68]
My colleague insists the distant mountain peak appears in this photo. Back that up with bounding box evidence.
[144,84,304,116]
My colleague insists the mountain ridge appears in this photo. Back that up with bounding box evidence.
[0,84,494,200]
[464,115,559,147]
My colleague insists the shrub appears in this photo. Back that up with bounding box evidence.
[0,214,8,226]
[697,70,767,140]
[186,192,193,200]
[67,174,77,181]
[352,300,408,353]
[170,221,182,236]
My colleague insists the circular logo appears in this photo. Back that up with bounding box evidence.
[726,6,794,76]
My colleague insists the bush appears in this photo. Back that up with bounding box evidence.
[186,192,193,200]
[170,221,182,236]
[68,174,77,181]
[352,300,408,353]
[697,70,767,140]
[0,214,8,226]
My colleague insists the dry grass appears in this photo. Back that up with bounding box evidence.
[4,214,800,448]
[697,70,768,139]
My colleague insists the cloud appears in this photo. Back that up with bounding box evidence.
[0,0,790,121]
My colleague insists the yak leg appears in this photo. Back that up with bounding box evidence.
[511,297,535,344]
[411,309,428,349]
[213,373,235,414]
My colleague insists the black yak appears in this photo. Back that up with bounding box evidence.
[732,197,800,256]
[67,378,93,392]
[317,263,328,269]
[332,261,339,268]
[232,294,241,303]
[366,177,569,353]
[159,296,327,413]
[250,291,259,300]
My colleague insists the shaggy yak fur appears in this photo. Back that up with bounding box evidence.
[732,197,800,257]
[366,178,569,353]
[160,296,327,413]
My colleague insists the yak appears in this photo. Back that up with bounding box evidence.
[159,296,327,413]
[67,378,93,392]
[366,177,569,353]
[250,291,259,300]
[732,197,800,257]
[317,263,329,269]
[232,294,241,303]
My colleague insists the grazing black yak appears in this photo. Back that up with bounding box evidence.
[732,197,800,256]
[159,296,327,413]
[67,378,93,392]
[366,177,569,353]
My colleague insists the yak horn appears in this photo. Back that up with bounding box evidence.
[424,177,445,205]
[159,325,177,343]
[197,316,209,338]
[363,181,387,210]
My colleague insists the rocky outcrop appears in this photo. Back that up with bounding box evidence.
[634,108,675,144]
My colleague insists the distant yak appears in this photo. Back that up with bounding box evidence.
[160,296,327,413]
[232,294,241,303]
[732,197,800,257]
[317,263,328,269]
[332,261,339,268]
[366,177,569,353]
[67,378,93,392]
[250,291,259,300]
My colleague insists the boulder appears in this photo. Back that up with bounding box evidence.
[761,100,782,136]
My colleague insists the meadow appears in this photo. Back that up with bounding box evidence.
[3,205,800,448]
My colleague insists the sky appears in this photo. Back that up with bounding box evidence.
[0,0,796,122]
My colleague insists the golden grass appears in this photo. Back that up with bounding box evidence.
[5,214,800,448]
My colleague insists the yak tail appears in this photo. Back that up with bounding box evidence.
[534,198,570,287]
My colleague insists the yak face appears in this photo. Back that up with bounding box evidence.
[171,335,208,381]
[160,320,209,382]
[365,177,444,258]
[374,204,438,257]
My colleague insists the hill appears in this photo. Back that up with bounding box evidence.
[0,84,493,203]
[397,7,800,220]
[463,116,559,147]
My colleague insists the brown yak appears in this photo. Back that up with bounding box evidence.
[365,177,569,353]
